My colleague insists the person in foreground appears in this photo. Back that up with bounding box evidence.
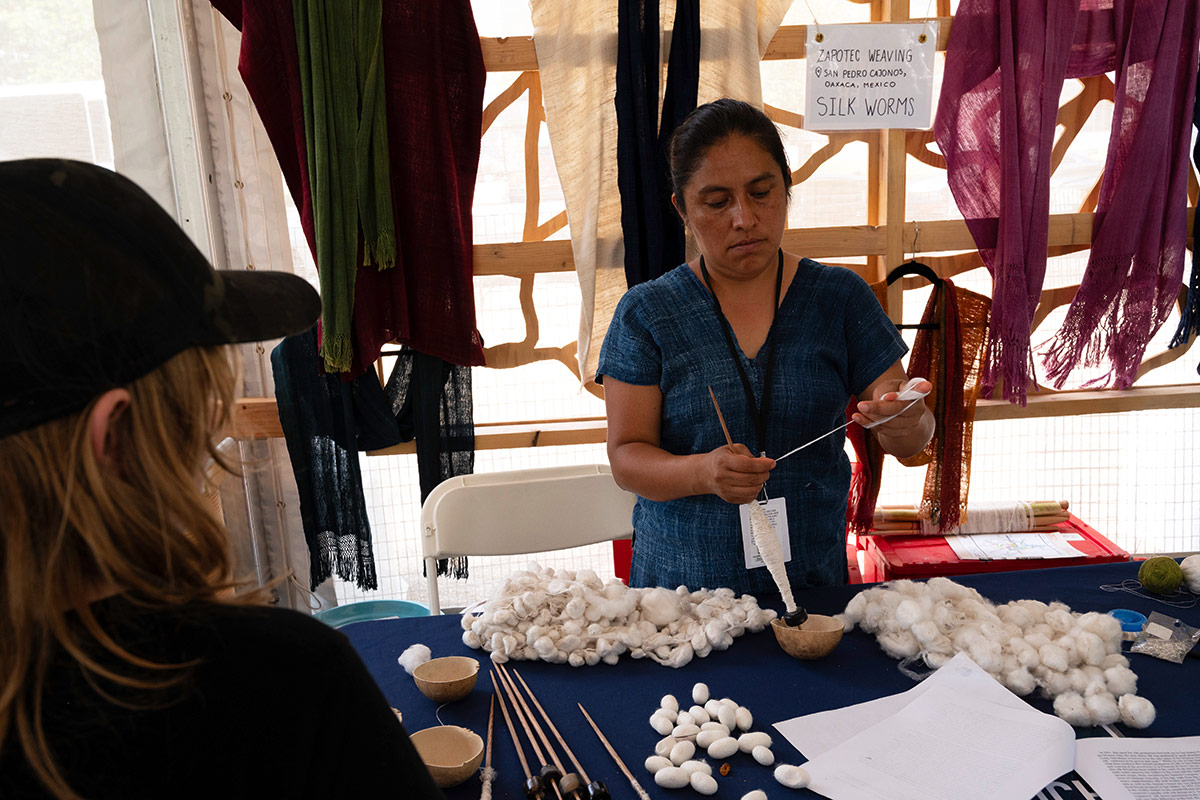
[598,99,934,596]
[0,160,443,800]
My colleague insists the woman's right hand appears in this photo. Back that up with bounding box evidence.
[702,444,775,504]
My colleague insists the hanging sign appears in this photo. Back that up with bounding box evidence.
[804,23,936,131]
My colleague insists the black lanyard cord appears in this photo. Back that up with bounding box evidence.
[699,248,783,456]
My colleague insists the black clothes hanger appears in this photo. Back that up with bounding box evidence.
[885,223,941,330]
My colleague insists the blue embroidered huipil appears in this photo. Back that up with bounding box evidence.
[597,260,906,595]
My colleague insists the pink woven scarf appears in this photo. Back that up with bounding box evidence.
[936,0,1200,402]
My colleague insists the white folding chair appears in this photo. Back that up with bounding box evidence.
[420,464,636,614]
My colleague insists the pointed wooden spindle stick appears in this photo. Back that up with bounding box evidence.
[577,703,650,800]
[510,668,591,784]
[708,385,735,447]
[495,665,565,800]
[490,671,532,780]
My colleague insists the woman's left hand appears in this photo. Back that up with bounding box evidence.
[851,371,934,459]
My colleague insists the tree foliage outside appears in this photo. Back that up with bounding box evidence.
[0,0,103,86]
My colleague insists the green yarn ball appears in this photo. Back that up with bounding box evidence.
[1138,556,1184,595]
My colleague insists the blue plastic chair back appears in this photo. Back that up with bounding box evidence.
[313,599,429,628]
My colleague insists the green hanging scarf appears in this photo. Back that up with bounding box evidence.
[294,0,397,373]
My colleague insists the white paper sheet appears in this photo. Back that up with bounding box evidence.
[1074,736,1200,800]
[774,652,1033,759]
[800,677,1075,800]
[945,532,1086,561]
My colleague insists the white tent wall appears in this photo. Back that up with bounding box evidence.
[91,0,321,610]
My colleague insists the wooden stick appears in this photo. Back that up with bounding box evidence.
[511,667,591,784]
[708,386,734,447]
[496,663,567,775]
[480,695,495,800]
[578,703,651,800]
[495,665,566,800]
[490,671,532,780]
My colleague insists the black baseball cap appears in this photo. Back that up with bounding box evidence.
[0,159,321,439]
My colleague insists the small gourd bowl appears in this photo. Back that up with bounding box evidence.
[771,614,844,660]
[410,725,484,787]
[412,656,480,703]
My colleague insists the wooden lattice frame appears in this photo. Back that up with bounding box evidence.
[233,6,1200,445]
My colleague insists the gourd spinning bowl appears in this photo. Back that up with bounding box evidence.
[412,656,480,703]
[771,614,844,660]
[410,725,484,787]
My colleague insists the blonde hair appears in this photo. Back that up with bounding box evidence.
[0,345,268,800]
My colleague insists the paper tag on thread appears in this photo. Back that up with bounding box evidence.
[740,497,791,570]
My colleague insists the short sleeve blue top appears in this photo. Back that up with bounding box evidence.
[597,259,906,594]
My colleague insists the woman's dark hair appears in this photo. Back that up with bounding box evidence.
[666,98,792,212]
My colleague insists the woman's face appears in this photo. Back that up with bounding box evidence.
[674,134,788,282]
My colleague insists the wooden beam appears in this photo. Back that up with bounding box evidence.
[232,386,1200,446]
[477,20,953,73]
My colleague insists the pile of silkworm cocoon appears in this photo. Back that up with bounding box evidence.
[840,577,1157,728]
[642,682,811,794]
[460,564,776,667]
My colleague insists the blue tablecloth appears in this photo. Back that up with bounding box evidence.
[343,561,1199,800]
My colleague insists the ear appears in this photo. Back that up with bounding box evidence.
[88,388,131,467]
[671,193,687,227]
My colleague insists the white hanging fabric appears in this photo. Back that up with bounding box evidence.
[533,0,794,386]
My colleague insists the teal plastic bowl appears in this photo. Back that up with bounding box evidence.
[313,599,429,628]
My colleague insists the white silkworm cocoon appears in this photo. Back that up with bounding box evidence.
[717,705,738,730]
[672,723,700,740]
[653,767,690,789]
[738,732,771,753]
[878,630,921,659]
[1104,665,1137,697]
[1119,694,1156,728]
[1045,609,1074,634]
[1102,653,1129,670]
[565,597,586,619]
[533,636,557,658]
[461,613,475,632]
[1085,693,1120,726]
[645,756,673,775]
[641,587,685,626]
[462,630,481,649]
[584,650,601,667]
[1067,668,1089,694]
[563,619,584,636]
[695,730,725,749]
[1038,667,1071,697]
[690,772,718,796]
[752,745,775,766]
[489,650,508,663]
[397,644,432,675]
[651,713,677,736]
[1182,554,1200,592]
[1024,632,1051,649]
[665,643,695,668]
[1053,692,1091,726]
[658,707,678,724]
[735,706,753,731]
[568,652,585,667]
[895,599,924,628]
[842,592,868,626]
[700,721,729,733]
[1040,644,1069,673]
[688,706,710,725]
[925,651,952,669]
[774,764,810,789]
[655,737,676,758]
[1004,668,1036,696]
[676,711,696,728]
[911,620,941,646]
[680,760,711,776]
[692,682,710,704]
[741,790,768,800]
[719,697,737,708]
[706,737,739,759]
[661,694,680,713]
[704,699,722,717]
[1058,635,1081,667]
[669,740,695,765]
[1075,631,1106,666]
[656,645,672,660]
